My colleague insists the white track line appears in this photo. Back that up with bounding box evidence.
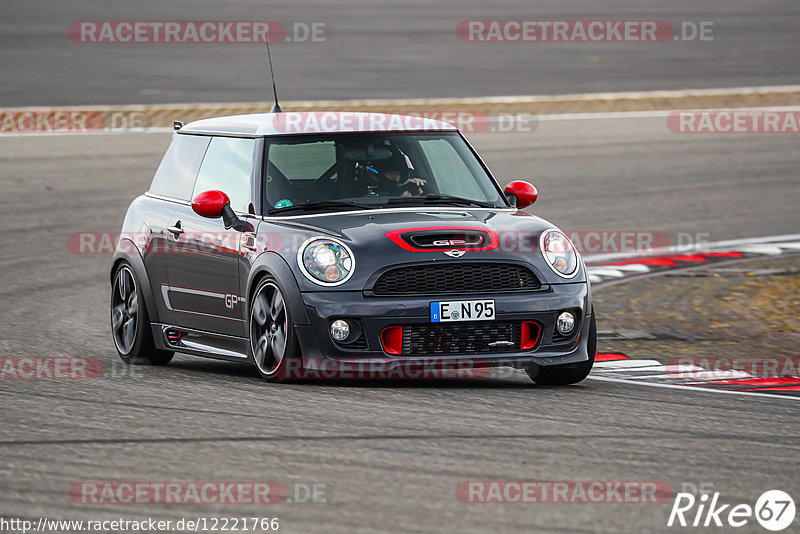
[733,244,786,255]
[594,359,663,369]
[588,375,800,401]
[607,264,651,272]
[585,268,625,278]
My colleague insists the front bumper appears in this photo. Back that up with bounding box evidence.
[293,282,592,371]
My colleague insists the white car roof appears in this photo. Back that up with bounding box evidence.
[178,111,460,137]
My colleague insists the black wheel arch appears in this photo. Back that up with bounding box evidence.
[110,240,160,325]
[245,252,311,327]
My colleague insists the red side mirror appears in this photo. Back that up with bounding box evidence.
[192,190,230,218]
[505,180,538,209]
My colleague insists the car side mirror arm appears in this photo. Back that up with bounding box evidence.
[504,181,537,210]
[221,203,239,229]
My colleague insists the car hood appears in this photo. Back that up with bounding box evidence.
[256,207,586,290]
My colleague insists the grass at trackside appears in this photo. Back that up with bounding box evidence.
[718,269,800,335]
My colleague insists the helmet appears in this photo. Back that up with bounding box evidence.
[375,150,411,175]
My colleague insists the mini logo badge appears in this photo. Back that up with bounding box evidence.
[444,249,465,258]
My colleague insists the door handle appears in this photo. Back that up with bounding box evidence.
[167,221,184,235]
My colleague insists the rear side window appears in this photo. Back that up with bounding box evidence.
[149,134,211,200]
[192,137,256,213]
[268,140,336,182]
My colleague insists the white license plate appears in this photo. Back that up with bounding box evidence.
[430,300,495,322]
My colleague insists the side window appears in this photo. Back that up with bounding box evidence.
[193,137,256,213]
[418,138,484,200]
[149,134,211,200]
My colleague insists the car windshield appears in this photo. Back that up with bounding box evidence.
[263,132,506,214]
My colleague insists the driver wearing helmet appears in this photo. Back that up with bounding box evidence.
[371,151,426,197]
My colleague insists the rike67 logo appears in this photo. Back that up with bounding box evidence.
[668,490,795,531]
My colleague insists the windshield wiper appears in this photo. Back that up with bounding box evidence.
[267,200,376,215]
[386,194,494,208]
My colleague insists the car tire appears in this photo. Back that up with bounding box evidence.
[249,276,301,382]
[111,262,174,366]
[527,310,596,385]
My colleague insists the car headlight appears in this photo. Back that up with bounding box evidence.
[540,230,579,278]
[297,237,355,286]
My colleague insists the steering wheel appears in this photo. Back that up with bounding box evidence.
[362,166,429,196]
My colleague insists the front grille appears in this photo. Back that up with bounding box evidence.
[372,263,540,295]
[402,322,521,355]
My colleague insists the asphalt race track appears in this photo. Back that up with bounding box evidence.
[1,117,798,532]
[1,0,800,105]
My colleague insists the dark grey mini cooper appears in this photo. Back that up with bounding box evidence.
[110,111,595,383]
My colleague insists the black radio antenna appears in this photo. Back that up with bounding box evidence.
[264,31,282,113]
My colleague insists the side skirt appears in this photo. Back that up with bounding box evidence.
[151,323,250,363]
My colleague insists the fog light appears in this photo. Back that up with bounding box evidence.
[330,319,350,342]
[556,312,576,335]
